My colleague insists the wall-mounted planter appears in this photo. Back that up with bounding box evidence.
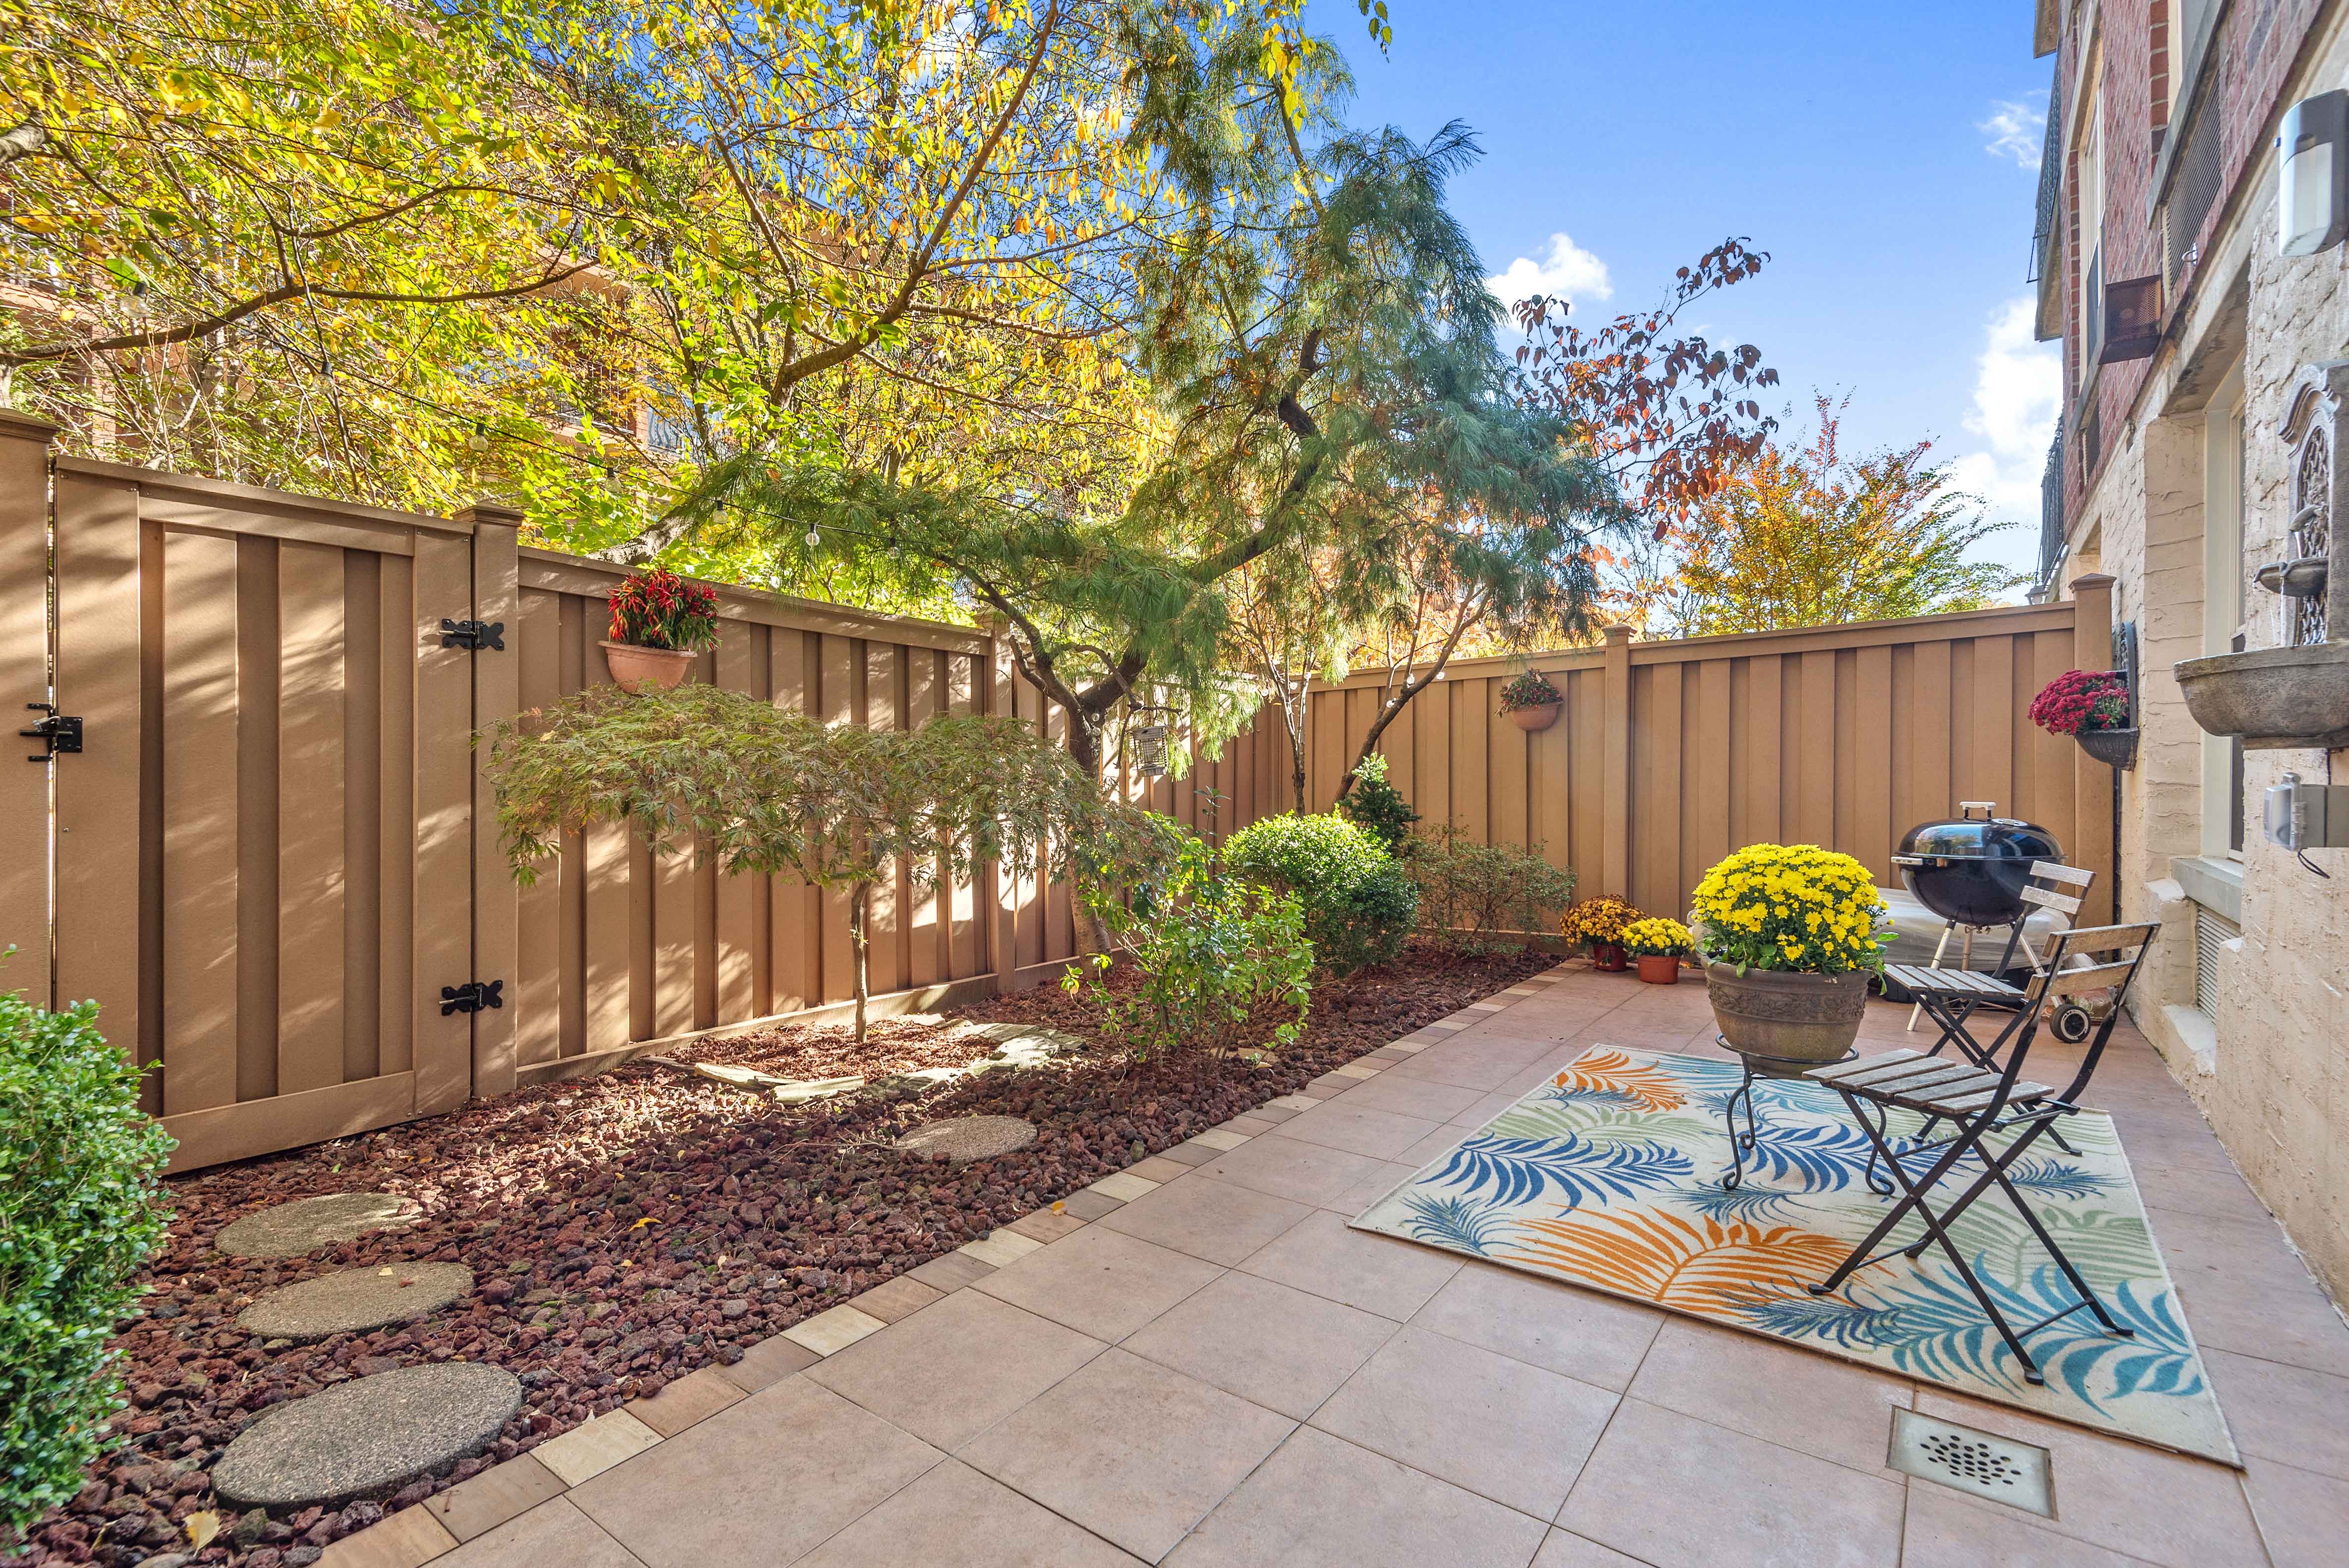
[2075,726,2139,769]
[2174,642,2349,750]
[1506,701,1562,733]
[602,641,696,693]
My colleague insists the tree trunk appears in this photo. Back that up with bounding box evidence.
[850,882,872,1045]
[1063,708,1117,952]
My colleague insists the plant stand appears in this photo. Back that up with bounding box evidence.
[1718,1041,1865,1192]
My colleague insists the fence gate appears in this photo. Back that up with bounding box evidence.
[6,415,514,1173]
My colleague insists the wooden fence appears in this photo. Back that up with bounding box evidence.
[1285,600,2114,927]
[3,413,2112,1171]
[0,417,1088,1172]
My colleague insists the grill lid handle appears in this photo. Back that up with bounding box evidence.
[1958,800,1996,820]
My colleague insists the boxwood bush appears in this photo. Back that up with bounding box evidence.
[2,984,173,1545]
[1224,812,1418,974]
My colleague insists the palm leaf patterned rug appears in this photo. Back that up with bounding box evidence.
[1351,1048,2238,1464]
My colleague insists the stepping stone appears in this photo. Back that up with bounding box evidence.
[213,1363,522,1510]
[960,1022,1089,1070]
[893,1115,1038,1165]
[215,1193,418,1260]
[236,1264,474,1342]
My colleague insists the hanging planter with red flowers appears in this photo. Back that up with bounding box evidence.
[1499,669,1564,731]
[2029,668,2137,770]
[603,567,721,692]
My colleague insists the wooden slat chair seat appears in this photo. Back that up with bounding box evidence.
[1807,1048,2055,1117]
[1798,920,2160,1388]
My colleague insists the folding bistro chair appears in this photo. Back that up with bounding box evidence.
[1801,921,2159,1386]
[1883,861,2096,1156]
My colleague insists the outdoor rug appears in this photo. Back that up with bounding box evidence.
[1350,1047,2239,1464]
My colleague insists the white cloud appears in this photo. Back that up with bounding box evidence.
[1980,96,2046,171]
[1946,296,2061,525]
[1487,233,1613,318]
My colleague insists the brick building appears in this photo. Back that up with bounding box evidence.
[2032,0,2349,1304]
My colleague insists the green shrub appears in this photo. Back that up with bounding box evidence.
[1,983,173,1544]
[1224,811,1418,974]
[1337,753,1419,855]
[1405,827,1578,953]
[1075,835,1312,1064]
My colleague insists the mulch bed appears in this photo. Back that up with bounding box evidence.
[21,942,1548,1568]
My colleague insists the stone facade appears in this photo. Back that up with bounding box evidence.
[2040,0,2349,1305]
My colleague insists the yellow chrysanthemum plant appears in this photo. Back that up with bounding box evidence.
[1618,916,1693,959]
[1689,844,1892,975]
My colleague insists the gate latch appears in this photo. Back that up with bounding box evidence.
[21,703,82,762]
[439,979,505,1016]
[439,618,506,651]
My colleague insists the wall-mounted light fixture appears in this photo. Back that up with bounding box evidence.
[2280,89,2349,256]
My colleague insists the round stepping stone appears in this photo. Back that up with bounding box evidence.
[213,1363,522,1510]
[236,1264,474,1342]
[215,1193,417,1259]
[894,1115,1037,1164]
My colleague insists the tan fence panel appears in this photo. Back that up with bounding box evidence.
[0,415,54,1000]
[46,461,480,1173]
[503,550,1005,1084]
[1299,603,2090,926]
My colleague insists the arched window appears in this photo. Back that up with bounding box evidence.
[2277,361,2347,646]
[2290,416,2332,645]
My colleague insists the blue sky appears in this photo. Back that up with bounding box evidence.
[1304,0,2061,578]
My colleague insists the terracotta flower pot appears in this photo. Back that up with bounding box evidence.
[1591,942,1628,972]
[602,641,696,693]
[1507,701,1562,732]
[1635,953,1681,984]
[1703,961,1867,1062]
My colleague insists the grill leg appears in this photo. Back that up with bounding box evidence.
[1906,922,1957,1032]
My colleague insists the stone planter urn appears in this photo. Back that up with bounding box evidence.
[602,641,696,693]
[2174,643,2349,750]
[1703,962,1869,1062]
[1507,701,1562,733]
[2075,726,2139,769]
[1635,953,1681,985]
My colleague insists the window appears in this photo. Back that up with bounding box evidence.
[2201,362,2245,858]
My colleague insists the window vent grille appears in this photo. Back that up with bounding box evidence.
[2170,87,2226,285]
[2195,907,2238,1015]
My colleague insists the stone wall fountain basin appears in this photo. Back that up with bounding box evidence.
[2175,642,2349,750]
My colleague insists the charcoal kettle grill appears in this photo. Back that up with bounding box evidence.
[1890,801,2095,1044]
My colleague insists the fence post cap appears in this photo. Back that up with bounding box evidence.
[2069,572,2117,591]
[1601,621,1634,643]
[0,408,59,444]
[456,500,526,528]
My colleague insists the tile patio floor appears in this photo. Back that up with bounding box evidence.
[383,967,2349,1568]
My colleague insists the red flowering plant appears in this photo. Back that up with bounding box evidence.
[608,567,720,652]
[2029,669,2131,736]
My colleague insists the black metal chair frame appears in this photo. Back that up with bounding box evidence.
[1803,921,2159,1386]
[1889,861,2096,1157]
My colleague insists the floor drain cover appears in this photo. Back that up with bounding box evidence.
[1889,1408,2054,1517]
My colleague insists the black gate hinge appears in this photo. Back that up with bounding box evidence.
[440,618,506,651]
[21,703,82,762]
[439,979,505,1016]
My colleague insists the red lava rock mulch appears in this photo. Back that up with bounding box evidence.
[23,942,1551,1568]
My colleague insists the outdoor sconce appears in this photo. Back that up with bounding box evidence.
[2279,90,2349,256]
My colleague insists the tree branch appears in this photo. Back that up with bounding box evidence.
[0,260,598,366]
